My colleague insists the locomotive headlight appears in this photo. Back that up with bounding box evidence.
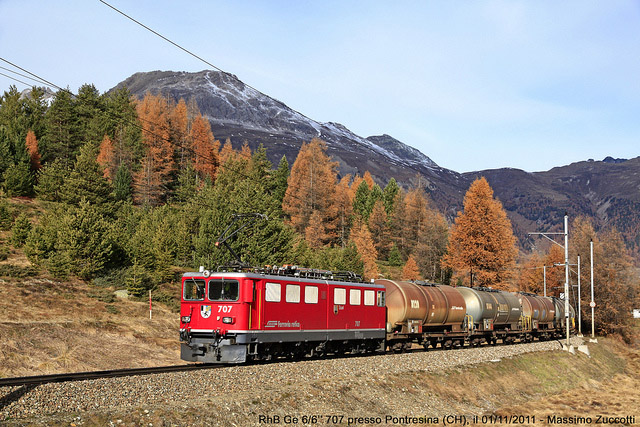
[181,316,191,323]
[222,317,234,324]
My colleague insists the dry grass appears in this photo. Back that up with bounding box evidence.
[0,275,180,378]
[489,326,640,425]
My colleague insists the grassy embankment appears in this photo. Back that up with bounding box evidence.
[0,197,181,377]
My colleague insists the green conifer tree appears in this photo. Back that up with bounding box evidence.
[353,180,371,220]
[0,198,12,230]
[59,144,112,207]
[113,163,133,202]
[271,155,289,210]
[10,213,32,247]
[3,162,34,196]
[388,244,404,266]
[34,158,69,202]
[383,178,400,216]
[42,88,79,164]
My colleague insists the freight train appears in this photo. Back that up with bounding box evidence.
[179,266,575,363]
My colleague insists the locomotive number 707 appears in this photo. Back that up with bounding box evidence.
[218,305,233,313]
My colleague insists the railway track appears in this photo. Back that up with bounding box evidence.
[0,363,222,388]
[0,338,564,389]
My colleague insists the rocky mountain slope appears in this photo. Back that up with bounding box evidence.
[112,70,465,209]
[112,70,640,254]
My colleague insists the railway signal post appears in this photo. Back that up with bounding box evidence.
[590,239,597,342]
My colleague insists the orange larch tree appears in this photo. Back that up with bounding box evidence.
[401,255,421,280]
[442,177,517,288]
[304,211,325,249]
[25,129,41,170]
[96,135,115,181]
[190,114,219,182]
[350,219,379,280]
[218,138,236,167]
[518,251,545,294]
[170,98,189,169]
[362,171,375,189]
[283,138,339,246]
[349,174,365,202]
[133,93,174,206]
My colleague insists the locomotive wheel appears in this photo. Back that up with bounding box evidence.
[390,342,400,353]
[443,339,453,350]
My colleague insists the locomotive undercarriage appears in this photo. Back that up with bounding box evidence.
[181,329,385,363]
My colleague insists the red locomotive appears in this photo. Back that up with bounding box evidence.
[180,266,386,363]
[179,271,575,363]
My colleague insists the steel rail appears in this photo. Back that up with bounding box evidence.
[0,363,221,388]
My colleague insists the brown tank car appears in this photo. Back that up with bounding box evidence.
[376,279,466,351]
[374,279,575,352]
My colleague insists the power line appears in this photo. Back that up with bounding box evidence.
[96,0,440,190]
[98,1,229,76]
[0,65,51,87]
[0,58,65,93]
[0,71,31,88]
[2,58,438,253]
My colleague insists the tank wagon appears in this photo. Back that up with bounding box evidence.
[180,269,575,363]
[377,279,573,351]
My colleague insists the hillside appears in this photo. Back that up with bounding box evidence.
[112,70,640,253]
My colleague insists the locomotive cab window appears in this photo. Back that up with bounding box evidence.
[376,290,385,307]
[208,279,239,302]
[334,288,346,305]
[183,278,205,301]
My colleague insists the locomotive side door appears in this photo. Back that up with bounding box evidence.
[249,280,261,330]
[327,284,349,330]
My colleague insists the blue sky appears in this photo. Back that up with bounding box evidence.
[1,1,639,172]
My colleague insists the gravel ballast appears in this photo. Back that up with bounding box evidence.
[0,338,583,422]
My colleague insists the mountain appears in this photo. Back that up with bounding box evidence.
[111,70,464,209]
[465,158,640,255]
[111,70,640,255]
